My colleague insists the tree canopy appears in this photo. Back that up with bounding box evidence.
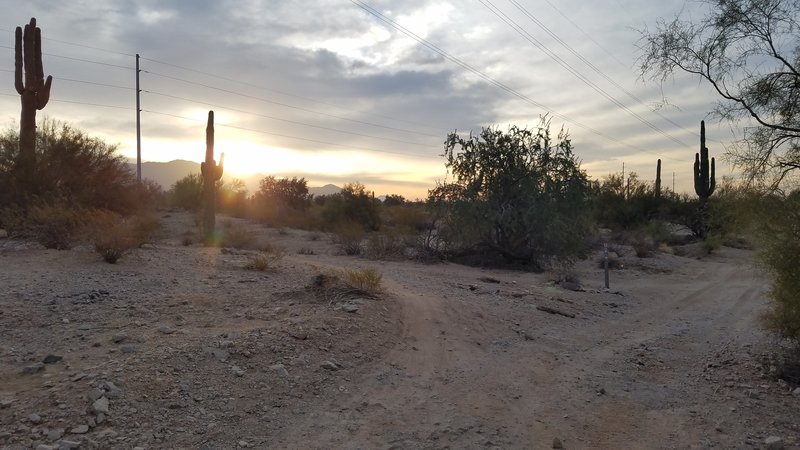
[638,0,800,188]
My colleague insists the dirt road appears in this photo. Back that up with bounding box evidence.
[1,215,797,449]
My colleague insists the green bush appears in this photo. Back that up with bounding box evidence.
[24,203,88,249]
[434,120,593,269]
[321,182,381,231]
[758,191,800,341]
[169,173,203,212]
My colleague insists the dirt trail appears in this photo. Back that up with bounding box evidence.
[1,215,796,449]
[282,247,786,449]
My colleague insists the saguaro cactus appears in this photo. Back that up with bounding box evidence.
[694,121,715,202]
[655,159,662,199]
[200,111,224,242]
[15,18,53,182]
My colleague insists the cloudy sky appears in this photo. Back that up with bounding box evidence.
[1,0,735,198]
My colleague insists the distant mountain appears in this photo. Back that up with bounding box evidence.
[309,184,342,197]
[129,160,341,196]
[129,160,200,189]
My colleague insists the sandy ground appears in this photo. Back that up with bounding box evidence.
[1,211,798,449]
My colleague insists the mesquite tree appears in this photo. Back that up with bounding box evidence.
[638,0,800,189]
[15,17,52,185]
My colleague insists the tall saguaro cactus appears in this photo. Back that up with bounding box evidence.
[694,121,715,202]
[655,159,662,199]
[15,18,53,183]
[200,111,224,242]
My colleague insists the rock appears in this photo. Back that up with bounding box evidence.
[36,445,56,450]
[342,303,359,313]
[70,424,89,434]
[120,345,138,354]
[29,413,42,424]
[86,389,104,403]
[321,360,339,371]
[270,364,289,378]
[212,349,230,362]
[92,397,110,415]
[792,387,800,396]
[58,440,81,449]
[42,354,63,364]
[561,281,584,292]
[46,428,65,441]
[0,398,14,409]
[289,328,308,340]
[765,436,784,450]
[95,428,118,439]
[0,229,7,239]
[111,333,127,343]
[22,363,45,375]
[552,437,564,449]
[158,325,175,335]
[238,440,251,448]
[231,366,245,377]
[102,381,122,398]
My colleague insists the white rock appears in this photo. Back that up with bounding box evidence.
[92,397,110,414]
[765,436,784,450]
[70,424,89,434]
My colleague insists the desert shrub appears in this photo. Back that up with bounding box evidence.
[217,221,259,249]
[382,204,429,232]
[24,204,88,249]
[252,176,310,226]
[333,221,365,255]
[170,173,203,212]
[631,233,656,257]
[88,212,134,264]
[321,182,381,231]
[701,233,723,254]
[364,230,407,260]
[217,178,249,217]
[434,120,593,269]
[244,245,287,271]
[128,213,161,246]
[341,267,384,295]
[757,190,800,341]
[298,247,315,255]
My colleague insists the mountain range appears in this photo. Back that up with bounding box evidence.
[129,160,341,197]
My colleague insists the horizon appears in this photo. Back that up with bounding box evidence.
[1,1,744,200]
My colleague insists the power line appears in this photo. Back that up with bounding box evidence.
[142,88,438,148]
[350,1,657,156]
[142,109,441,160]
[508,0,697,140]
[478,0,688,158]
[0,44,134,70]
[140,56,443,132]
[141,68,440,138]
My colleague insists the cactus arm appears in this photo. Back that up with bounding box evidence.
[37,75,52,110]
[694,153,701,197]
[709,157,716,196]
[14,27,23,95]
[655,158,662,198]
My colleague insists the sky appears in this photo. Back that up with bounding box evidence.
[0,0,740,199]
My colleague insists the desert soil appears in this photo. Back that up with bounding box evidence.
[1,211,798,450]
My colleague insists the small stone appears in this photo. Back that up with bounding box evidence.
[552,437,564,449]
[120,345,137,354]
[158,325,175,335]
[238,440,250,448]
[42,354,63,364]
[270,364,289,378]
[36,445,56,450]
[289,328,308,340]
[0,229,7,238]
[792,387,800,396]
[212,349,230,362]
[86,389,104,403]
[321,360,339,371]
[111,333,127,343]
[62,318,70,324]
[95,428,118,439]
[95,413,106,425]
[765,436,784,450]
[92,397,110,415]
[231,366,245,377]
[0,398,14,409]
[70,424,89,434]
[22,363,45,375]
[46,428,65,441]
[342,303,359,313]
[58,440,81,449]
[29,413,42,424]
[102,381,122,398]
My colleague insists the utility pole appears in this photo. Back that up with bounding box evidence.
[135,53,142,182]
